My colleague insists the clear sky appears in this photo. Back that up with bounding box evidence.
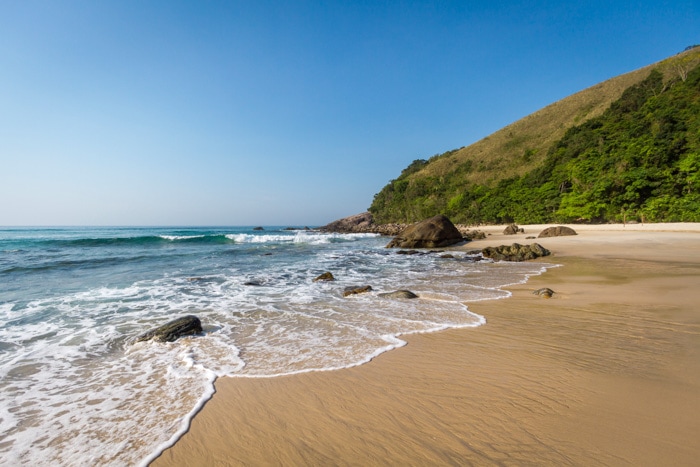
[1,1,698,226]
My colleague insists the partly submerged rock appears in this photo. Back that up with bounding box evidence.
[343,285,373,297]
[386,215,464,249]
[481,243,550,262]
[378,290,419,299]
[396,249,421,255]
[533,287,555,298]
[313,271,335,282]
[538,226,577,238]
[135,315,203,343]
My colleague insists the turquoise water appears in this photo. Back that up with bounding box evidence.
[0,227,551,465]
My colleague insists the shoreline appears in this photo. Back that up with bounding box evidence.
[154,224,700,466]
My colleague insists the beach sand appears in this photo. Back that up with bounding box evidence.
[154,224,700,466]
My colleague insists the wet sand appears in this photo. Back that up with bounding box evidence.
[154,224,700,466]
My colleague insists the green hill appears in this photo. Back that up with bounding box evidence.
[369,46,700,224]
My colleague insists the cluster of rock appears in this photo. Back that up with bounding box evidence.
[319,212,489,240]
[480,243,551,262]
[136,217,569,344]
[318,212,406,236]
[313,269,418,299]
[321,213,579,244]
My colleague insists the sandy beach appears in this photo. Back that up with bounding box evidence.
[154,223,700,466]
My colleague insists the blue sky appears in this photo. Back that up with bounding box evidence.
[1,1,698,226]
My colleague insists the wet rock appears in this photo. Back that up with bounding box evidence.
[533,287,555,298]
[343,285,373,297]
[135,315,203,343]
[313,272,335,282]
[538,226,577,238]
[253,226,264,231]
[244,280,264,286]
[396,250,421,255]
[481,243,551,262]
[378,290,419,299]
[386,215,464,249]
[439,254,455,259]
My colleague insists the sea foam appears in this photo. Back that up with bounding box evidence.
[0,227,553,465]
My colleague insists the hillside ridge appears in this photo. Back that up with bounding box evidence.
[369,46,700,224]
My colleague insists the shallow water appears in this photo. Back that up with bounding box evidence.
[0,227,552,465]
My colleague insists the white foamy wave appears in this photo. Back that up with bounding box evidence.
[0,227,556,466]
[0,316,244,466]
[159,235,206,241]
[225,232,379,244]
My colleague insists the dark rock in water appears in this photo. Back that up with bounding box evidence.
[378,290,419,299]
[533,287,555,298]
[343,285,372,297]
[503,224,522,235]
[253,226,264,231]
[244,280,264,286]
[396,249,421,255]
[313,271,335,282]
[481,243,550,262]
[136,315,203,343]
[440,254,455,259]
[538,226,577,238]
[386,215,464,249]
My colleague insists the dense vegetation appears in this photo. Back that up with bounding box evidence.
[370,52,700,224]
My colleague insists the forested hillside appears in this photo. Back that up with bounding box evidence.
[370,47,700,224]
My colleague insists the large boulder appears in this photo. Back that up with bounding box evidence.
[135,315,203,343]
[481,243,550,262]
[538,226,577,238]
[386,215,464,249]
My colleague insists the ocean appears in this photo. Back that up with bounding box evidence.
[0,226,552,465]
